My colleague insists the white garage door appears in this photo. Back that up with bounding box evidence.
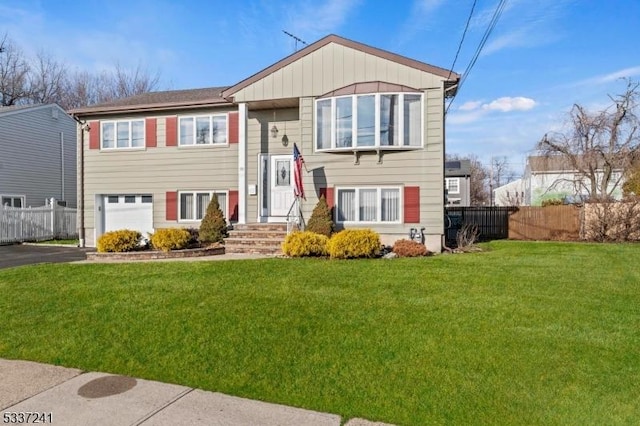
[103,195,154,237]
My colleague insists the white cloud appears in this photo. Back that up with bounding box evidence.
[458,100,483,111]
[483,97,537,112]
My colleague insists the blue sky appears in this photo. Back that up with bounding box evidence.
[2,0,639,174]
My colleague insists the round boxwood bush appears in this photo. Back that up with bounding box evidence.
[327,229,381,259]
[97,229,142,253]
[150,228,191,252]
[282,231,328,257]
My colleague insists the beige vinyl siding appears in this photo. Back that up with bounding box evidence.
[232,43,445,103]
[81,111,238,246]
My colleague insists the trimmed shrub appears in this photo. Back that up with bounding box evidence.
[282,231,329,257]
[97,229,142,253]
[199,194,227,244]
[306,195,334,237]
[392,239,429,257]
[150,228,191,252]
[327,229,381,259]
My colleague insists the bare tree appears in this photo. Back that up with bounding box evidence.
[537,79,640,201]
[0,34,31,106]
[29,51,68,106]
[447,153,490,205]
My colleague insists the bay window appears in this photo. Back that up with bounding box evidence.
[316,93,423,150]
[336,187,401,223]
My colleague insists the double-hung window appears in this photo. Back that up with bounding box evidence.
[179,114,228,146]
[101,120,144,149]
[446,178,460,194]
[336,187,401,223]
[179,191,227,221]
[316,93,423,150]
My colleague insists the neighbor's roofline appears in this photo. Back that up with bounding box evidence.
[223,34,460,99]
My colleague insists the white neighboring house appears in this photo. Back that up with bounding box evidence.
[495,155,624,206]
[0,104,77,208]
[494,178,525,206]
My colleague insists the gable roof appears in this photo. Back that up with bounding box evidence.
[223,34,460,99]
[70,87,230,116]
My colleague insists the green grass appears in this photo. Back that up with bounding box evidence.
[1,241,639,425]
[31,238,79,245]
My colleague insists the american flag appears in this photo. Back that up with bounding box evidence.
[293,143,305,200]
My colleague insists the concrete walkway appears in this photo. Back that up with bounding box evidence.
[0,359,392,426]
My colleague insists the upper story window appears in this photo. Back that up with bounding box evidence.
[316,93,423,151]
[101,120,144,149]
[179,114,228,146]
[446,178,460,194]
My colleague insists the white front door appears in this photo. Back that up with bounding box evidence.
[270,155,294,217]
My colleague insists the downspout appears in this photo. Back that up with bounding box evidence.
[72,114,86,248]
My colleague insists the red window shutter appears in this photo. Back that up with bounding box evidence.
[166,191,177,221]
[320,187,334,209]
[146,118,157,148]
[228,190,239,221]
[166,116,177,146]
[228,112,239,144]
[89,121,100,149]
[404,186,420,223]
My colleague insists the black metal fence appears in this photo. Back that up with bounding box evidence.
[445,206,516,247]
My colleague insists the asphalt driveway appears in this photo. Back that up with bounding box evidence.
[0,244,91,269]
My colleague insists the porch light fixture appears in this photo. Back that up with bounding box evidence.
[271,125,279,138]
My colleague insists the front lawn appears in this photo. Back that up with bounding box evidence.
[0,241,638,424]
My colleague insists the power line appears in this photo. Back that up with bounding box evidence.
[447,0,478,81]
[447,0,509,114]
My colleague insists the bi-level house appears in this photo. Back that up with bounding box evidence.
[71,35,459,252]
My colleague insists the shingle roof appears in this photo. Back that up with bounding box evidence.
[445,160,471,177]
[70,87,231,116]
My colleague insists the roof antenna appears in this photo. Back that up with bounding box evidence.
[282,30,307,52]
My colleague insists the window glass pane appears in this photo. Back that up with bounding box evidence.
[381,189,399,222]
[117,122,129,148]
[131,121,144,147]
[380,95,400,146]
[124,195,136,203]
[335,97,352,148]
[215,192,227,219]
[180,117,194,145]
[404,95,421,146]
[357,95,375,147]
[196,193,210,220]
[316,99,331,149]
[212,115,227,144]
[180,193,194,220]
[337,189,356,222]
[359,189,377,221]
[102,122,115,148]
[196,117,210,144]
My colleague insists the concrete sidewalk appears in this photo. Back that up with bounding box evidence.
[0,359,391,425]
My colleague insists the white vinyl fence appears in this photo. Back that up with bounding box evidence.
[0,201,77,244]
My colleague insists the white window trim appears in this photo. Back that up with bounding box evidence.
[446,178,460,194]
[315,92,424,152]
[178,113,229,147]
[334,186,402,224]
[100,119,145,150]
[178,190,229,223]
[1,194,26,207]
